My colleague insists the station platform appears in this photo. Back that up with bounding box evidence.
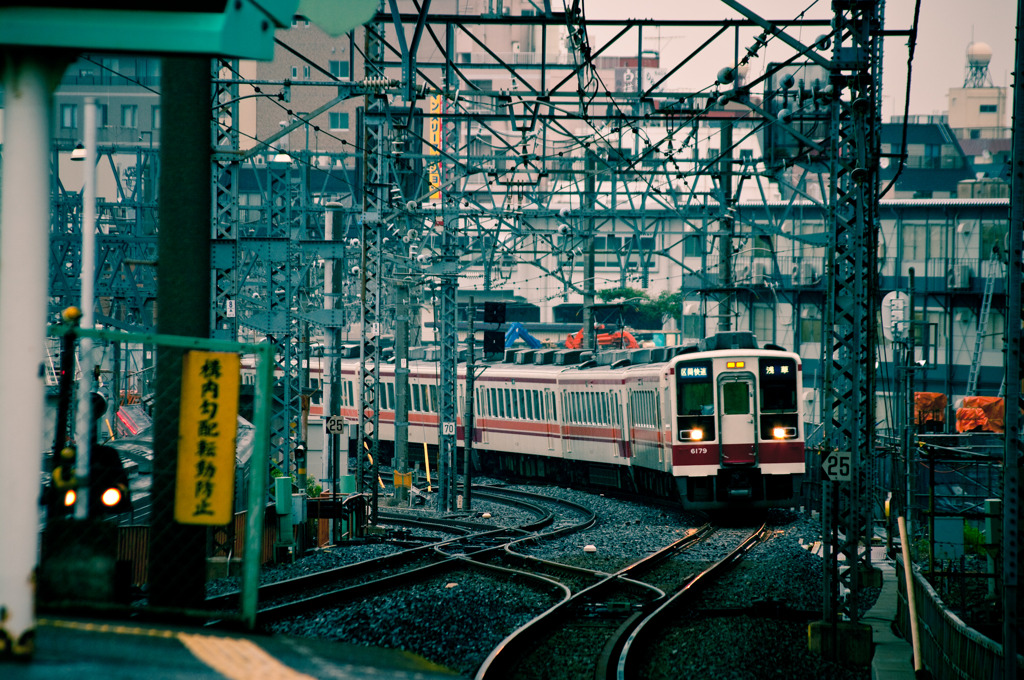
[2,617,457,680]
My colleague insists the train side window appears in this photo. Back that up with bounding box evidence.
[412,384,421,412]
[511,390,520,419]
[722,382,750,415]
[549,391,556,420]
[525,390,534,420]
[430,385,438,412]
[346,380,354,406]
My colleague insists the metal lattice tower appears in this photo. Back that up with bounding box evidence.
[437,21,460,512]
[49,141,160,330]
[358,19,387,518]
[821,0,883,628]
[212,59,240,343]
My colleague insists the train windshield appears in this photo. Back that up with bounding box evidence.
[676,360,713,415]
[758,358,798,410]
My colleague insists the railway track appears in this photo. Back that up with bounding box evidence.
[206,485,598,627]
[474,523,770,680]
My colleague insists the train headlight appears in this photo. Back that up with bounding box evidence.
[680,428,704,441]
[772,426,797,440]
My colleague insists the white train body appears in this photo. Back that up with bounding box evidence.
[336,332,805,511]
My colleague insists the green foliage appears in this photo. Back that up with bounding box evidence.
[964,525,986,556]
[307,479,323,498]
[596,288,683,330]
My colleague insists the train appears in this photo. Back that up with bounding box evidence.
[334,331,806,511]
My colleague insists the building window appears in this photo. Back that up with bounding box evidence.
[752,305,773,344]
[329,112,350,130]
[594,234,655,268]
[303,65,311,79]
[684,234,703,258]
[799,305,822,344]
[329,60,349,78]
[682,313,702,340]
[121,104,138,128]
[60,104,78,129]
[980,104,997,113]
[291,66,298,79]
[152,105,161,129]
[96,104,109,127]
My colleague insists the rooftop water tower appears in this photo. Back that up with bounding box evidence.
[964,41,994,88]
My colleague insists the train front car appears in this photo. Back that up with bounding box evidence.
[671,337,805,511]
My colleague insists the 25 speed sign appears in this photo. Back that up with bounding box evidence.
[822,450,852,482]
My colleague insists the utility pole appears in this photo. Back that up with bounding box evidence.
[718,118,734,333]
[582,151,597,352]
[464,298,476,511]
[394,276,410,504]
[1001,1,1024,670]
[324,204,345,542]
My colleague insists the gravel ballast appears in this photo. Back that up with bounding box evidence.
[262,485,876,678]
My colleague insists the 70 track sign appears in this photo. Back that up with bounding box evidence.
[822,450,852,482]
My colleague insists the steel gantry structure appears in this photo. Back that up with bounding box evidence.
[48,2,906,656]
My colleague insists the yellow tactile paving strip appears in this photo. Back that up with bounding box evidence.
[178,632,317,680]
[39,619,315,680]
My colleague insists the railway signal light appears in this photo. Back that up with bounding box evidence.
[89,444,131,517]
[483,302,506,324]
[45,444,78,516]
[483,331,505,354]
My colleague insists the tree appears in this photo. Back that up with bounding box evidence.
[596,288,682,330]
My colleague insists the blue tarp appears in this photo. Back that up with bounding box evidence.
[505,322,542,349]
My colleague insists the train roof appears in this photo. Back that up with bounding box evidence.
[340,332,797,379]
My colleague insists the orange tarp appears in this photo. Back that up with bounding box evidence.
[565,327,639,349]
[955,396,1005,433]
[914,392,947,424]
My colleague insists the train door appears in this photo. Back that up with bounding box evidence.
[717,373,757,464]
[610,390,627,458]
[544,388,557,451]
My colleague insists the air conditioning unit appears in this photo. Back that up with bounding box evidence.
[949,265,971,289]
[796,262,816,286]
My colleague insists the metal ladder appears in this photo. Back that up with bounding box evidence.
[965,259,997,395]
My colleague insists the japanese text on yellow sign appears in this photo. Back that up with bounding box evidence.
[427,94,443,201]
[174,351,240,525]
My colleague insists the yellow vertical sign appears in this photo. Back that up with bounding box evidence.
[175,350,240,525]
[427,94,443,201]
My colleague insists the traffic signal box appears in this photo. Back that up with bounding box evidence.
[89,445,132,517]
[483,302,506,324]
[47,444,78,516]
[483,303,506,354]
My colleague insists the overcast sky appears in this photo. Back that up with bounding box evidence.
[582,0,1017,120]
